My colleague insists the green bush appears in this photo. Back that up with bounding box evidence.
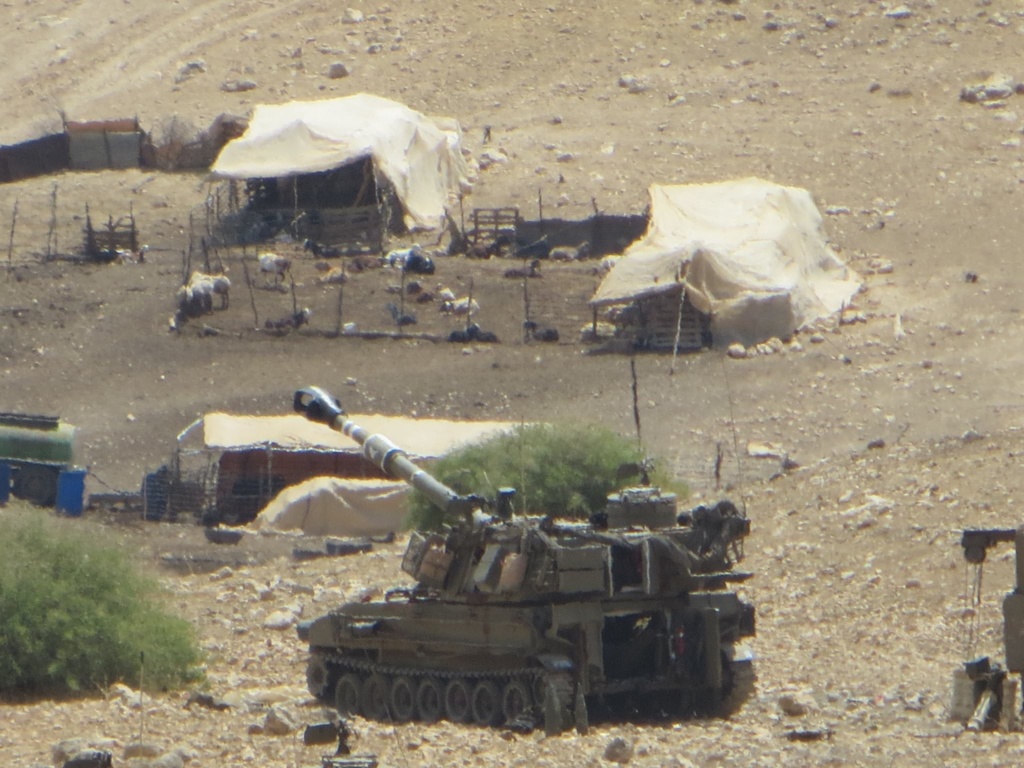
[407,422,684,529]
[0,511,201,695]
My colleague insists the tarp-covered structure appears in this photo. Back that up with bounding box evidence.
[210,93,471,231]
[255,477,409,537]
[163,412,515,529]
[590,178,862,348]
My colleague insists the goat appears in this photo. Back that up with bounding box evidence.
[258,252,291,285]
[448,323,499,344]
[264,307,312,331]
[441,296,479,317]
[523,320,559,342]
[550,241,591,262]
[503,259,542,279]
[303,238,342,258]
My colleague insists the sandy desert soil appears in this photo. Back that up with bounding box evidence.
[5,0,1024,766]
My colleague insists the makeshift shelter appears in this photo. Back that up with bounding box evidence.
[590,178,862,348]
[209,93,471,242]
[255,477,409,537]
[152,412,515,526]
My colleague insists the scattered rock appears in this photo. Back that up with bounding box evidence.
[604,736,634,764]
[123,743,161,760]
[617,75,648,94]
[210,566,234,581]
[263,610,296,630]
[326,62,350,79]
[778,691,816,717]
[884,6,912,20]
[264,706,297,736]
[221,79,258,93]
[175,60,206,83]
[961,74,1017,104]
[185,691,232,711]
[478,149,509,169]
[727,342,747,359]
[343,8,364,23]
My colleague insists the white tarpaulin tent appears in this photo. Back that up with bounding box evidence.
[590,178,862,347]
[255,477,409,537]
[210,93,471,230]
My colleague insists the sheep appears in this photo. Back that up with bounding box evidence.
[448,323,499,344]
[386,302,417,327]
[593,254,621,277]
[258,252,291,285]
[550,241,591,262]
[315,264,348,285]
[187,270,231,310]
[264,307,312,331]
[523,320,559,343]
[387,245,435,275]
[441,296,479,317]
[176,269,230,319]
[503,258,542,279]
[303,238,342,258]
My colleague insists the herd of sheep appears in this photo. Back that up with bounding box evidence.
[168,231,609,341]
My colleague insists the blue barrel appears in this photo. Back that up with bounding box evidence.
[0,461,9,504]
[56,467,87,517]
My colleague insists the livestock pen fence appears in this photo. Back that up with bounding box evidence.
[169,235,604,347]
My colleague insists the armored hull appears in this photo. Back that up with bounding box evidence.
[292,387,755,732]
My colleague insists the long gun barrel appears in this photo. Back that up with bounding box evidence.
[294,386,484,521]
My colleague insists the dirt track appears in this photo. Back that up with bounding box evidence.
[5,1,1024,766]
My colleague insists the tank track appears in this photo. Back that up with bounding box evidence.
[308,651,550,729]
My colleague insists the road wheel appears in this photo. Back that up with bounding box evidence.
[444,678,472,723]
[416,677,443,723]
[471,680,502,726]
[501,679,533,723]
[389,676,416,722]
[13,465,59,506]
[361,674,391,720]
[335,673,362,716]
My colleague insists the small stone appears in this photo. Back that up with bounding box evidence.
[342,8,364,23]
[779,691,815,717]
[264,707,297,736]
[123,742,164,759]
[727,342,747,359]
[263,610,296,630]
[604,736,634,764]
[326,62,350,79]
[221,79,258,93]
[884,6,912,19]
[367,43,383,54]
[210,566,234,581]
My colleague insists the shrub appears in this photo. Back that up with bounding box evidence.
[407,422,683,529]
[0,511,201,695]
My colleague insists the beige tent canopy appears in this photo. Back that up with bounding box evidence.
[210,93,471,230]
[186,412,516,457]
[590,178,862,347]
[255,477,410,537]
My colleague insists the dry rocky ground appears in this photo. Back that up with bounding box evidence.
[5,0,1024,766]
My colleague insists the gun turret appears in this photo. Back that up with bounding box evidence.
[294,386,486,523]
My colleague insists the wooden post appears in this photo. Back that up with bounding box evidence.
[537,188,544,235]
[289,271,298,317]
[522,269,531,343]
[46,182,58,259]
[6,199,17,275]
[201,237,211,274]
[334,269,345,337]
[398,266,406,332]
[240,244,259,328]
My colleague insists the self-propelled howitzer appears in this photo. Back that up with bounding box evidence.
[293,386,756,733]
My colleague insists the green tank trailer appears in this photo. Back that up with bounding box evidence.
[0,412,76,507]
[293,386,756,733]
